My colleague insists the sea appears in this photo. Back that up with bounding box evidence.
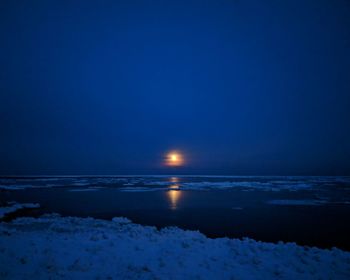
[1,176,350,250]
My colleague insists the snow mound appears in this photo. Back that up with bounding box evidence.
[0,215,349,279]
[0,202,40,219]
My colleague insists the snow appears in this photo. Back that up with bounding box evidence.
[0,215,349,279]
[0,203,40,219]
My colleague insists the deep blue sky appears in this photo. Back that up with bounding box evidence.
[1,0,350,175]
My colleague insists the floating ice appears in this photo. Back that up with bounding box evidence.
[0,202,40,219]
[267,199,328,206]
[1,176,349,193]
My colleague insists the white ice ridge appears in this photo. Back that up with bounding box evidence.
[0,215,349,279]
[0,202,40,219]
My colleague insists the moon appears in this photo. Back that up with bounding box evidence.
[165,151,184,167]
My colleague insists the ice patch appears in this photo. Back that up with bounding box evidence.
[267,199,328,206]
[0,202,40,219]
[71,182,90,186]
[0,185,34,190]
[144,181,315,192]
[67,188,99,192]
[119,187,164,192]
[1,176,349,192]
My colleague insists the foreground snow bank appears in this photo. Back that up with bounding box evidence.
[0,215,349,280]
[0,202,40,219]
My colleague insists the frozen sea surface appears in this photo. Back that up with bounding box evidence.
[0,215,349,280]
[1,176,350,249]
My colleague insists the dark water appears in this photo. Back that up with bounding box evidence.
[1,176,350,250]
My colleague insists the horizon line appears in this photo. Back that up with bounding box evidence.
[0,174,349,178]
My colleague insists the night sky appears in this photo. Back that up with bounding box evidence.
[1,0,350,175]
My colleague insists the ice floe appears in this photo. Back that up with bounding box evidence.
[0,202,40,219]
[67,188,99,192]
[267,199,328,206]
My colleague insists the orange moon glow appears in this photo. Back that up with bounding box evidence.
[165,151,184,167]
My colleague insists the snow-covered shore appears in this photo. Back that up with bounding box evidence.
[0,215,349,279]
